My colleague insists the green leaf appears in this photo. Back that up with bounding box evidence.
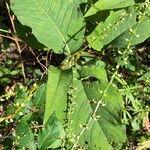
[15,22,45,49]
[45,64,125,149]
[0,77,11,84]
[138,71,150,85]
[111,14,150,48]
[38,113,65,150]
[79,59,108,81]
[66,69,125,150]
[10,70,20,75]
[6,85,33,120]
[33,84,46,109]
[80,0,87,3]
[11,0,85,54]
[44,66,72,123]
[15,121,36,149]
[85,0,135,17]
[87,8,137,50]
[0,67,10,75]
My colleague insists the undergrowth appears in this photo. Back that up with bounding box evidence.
[0,0,150,150]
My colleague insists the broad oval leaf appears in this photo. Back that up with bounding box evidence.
[66,69,126,150]
[11,0,85,54]
[45,64,126,149]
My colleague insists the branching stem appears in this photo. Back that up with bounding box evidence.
[5,3,27,83]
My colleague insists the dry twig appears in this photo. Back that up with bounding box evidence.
[5,3,26,83]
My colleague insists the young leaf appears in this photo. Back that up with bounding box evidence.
[10,0,85,54]
[44,66,72,123]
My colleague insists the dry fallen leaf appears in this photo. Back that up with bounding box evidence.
[143,113,150,132]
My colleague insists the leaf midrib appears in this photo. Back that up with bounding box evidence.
[33,0,70,53]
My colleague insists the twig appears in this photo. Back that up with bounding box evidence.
[32,125,44,129]
[0,29,11,34]
[0,34,15,41]
[5,3,26,83]
[30,49,48,72]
